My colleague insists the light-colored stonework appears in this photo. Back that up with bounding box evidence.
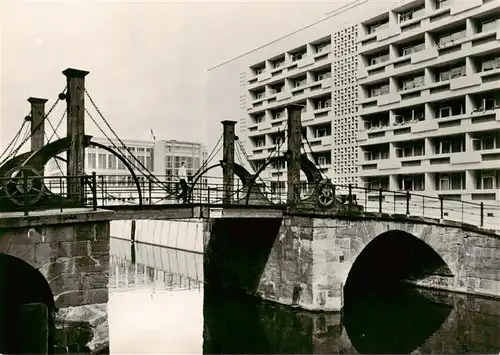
[255,215,500,312]
[0,209,113,352]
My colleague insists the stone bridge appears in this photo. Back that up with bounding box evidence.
[204,212,500,312]
[0,208,112,354]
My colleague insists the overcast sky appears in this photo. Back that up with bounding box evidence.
[0,0,350,153]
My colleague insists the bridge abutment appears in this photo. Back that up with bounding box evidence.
[205,214,500,313]
[0,208,114,353]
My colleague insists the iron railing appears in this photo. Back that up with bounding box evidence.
[1,173,498,231]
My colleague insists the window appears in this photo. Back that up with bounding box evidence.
[399,5,424,22]
[108,154,117,170]
[292,53,305,62]
[370,84,389,97]
[315,98,331,110]
[255,68,264,75]
[401,42,425,56]
[482,57,500,71]
[438,106,451,118]
[294,78,305,88]
[273,111,285,120]
[255,115,265,123]
[438,30,466,46]
[256,91,265,100]
[369,53,389,66]
[316,44,330,53]
[273,59,285,68]
[436,0,451,10]
[476,170,496,189]
[368,20,389,34]
[482,172,494,189]
[98,153,106,169]
[481,18,498,32]
[316,72,331,81]
[318,156,327,165]
[436,172,465,190]
[401,75,425,90]
[87,153,96,169]
[473,136,496,150]
[256,139,265,147]
[316,128,328,137]
[438,65,465,81]
[398,174,425,191]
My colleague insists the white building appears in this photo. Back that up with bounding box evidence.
[358,0,500,212]
[45,136,206,203]
[206,0,500,224]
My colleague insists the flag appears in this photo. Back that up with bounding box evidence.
[150,129,156,141]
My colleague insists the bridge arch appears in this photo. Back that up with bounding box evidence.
[343,229,453,301]
[0,253,56,354]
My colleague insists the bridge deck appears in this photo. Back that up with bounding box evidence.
[104,203,286,220]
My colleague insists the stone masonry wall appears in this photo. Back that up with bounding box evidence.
[256,216,317,311]
[254,214,500,312]
[0,211,112,352]
[310,217,500,310]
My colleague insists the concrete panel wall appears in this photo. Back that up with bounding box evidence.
[110,219,204,253]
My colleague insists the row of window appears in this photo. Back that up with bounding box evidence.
[363,132,500,160]
[365,170,500,191]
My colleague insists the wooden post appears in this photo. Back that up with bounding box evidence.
[18,303,49,354]
[26,97,48,151]
[63,68,89,205]
[221,120,236,205]
[131,220,136,243]
[286,105,303,207]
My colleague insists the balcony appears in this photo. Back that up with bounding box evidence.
[398,73,425,92]
[431,97,465,119]
[474,169,500,191]
[362,143,390,163]
[433,25,467,51]
[393,106,425,128]
[397,173,425,192]
[395,139,425,159]
[434,172,466,191]
[432,134,466,156]
[470,92,500,115]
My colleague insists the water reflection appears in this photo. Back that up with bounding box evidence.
[109,239,500,355]
[109,238,203,354]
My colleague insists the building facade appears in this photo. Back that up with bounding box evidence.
[207,0,500,211]
[358,0,500,210]
[45,137,206,202]
[207,0,396,188]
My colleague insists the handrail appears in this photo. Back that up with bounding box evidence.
[0,174,498,232]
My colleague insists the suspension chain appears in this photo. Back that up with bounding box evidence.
[1,87,65,164]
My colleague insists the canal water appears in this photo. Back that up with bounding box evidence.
[108,236,500,354]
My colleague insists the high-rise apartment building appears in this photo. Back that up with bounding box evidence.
[207,0,394,187]
[207,0,500,211]
[358,0,500,211]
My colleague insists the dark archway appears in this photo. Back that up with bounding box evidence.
[342,231,454,354]
[0,253,56,354]
[344,230,452,299]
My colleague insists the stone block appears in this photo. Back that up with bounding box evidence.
[289,216,313,227]
[55,288,109,308]
[74,255,110,274]
[43,226,76,243]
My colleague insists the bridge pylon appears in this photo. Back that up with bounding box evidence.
[286,104,303,207]
[26,97,48,152]
[221,120,237,204]
[62,68,89,204]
